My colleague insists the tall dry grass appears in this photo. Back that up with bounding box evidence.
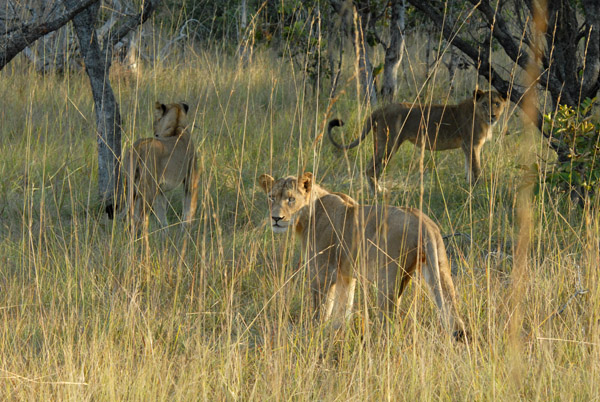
[0,32,599,400]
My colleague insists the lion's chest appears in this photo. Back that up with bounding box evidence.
[485,126,493,141]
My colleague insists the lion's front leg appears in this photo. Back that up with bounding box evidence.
[323,272,356,329]
[308,257,337,322]
[462,142,482,183]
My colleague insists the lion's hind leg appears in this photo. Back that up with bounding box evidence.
[462,142,483,184]
[420,227,467,340]
[182,157,199,227]
[153,192,168,228]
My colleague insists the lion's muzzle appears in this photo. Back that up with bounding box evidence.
[270,216,289,233]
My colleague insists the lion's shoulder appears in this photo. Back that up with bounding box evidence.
[330,192,358,207]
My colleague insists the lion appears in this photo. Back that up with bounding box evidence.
[108,101,198,229]
[328,90,508,193]
[259,172,466,340]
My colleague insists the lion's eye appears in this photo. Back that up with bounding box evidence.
[288,197,295,203]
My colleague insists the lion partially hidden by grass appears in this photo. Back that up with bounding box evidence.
[328,90,508,193]
[259,172,466,340]
[109,101,198,230]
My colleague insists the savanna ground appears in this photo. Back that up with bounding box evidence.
[1,36,599,400]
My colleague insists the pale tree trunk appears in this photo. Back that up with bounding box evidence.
[66,0,122,205]
[380,0,406,102]
[238,0,251,66]
[124,28,140,72]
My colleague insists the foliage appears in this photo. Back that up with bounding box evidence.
[544,98,600,203]
[280,3,332,87]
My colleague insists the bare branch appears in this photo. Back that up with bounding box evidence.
[469,0,531,71]
[104,0,160,53]
[0,0,99,69]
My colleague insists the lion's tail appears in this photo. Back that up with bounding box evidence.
[327,116,374,150]
[421,222,467,341]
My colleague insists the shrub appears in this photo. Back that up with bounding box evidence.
[543,98,600,205]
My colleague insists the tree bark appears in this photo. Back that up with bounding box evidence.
[328,0,352,98]
[65,0,122,205]
[0,0,99,70]
[380,0,405,102]
[580,0,600,98]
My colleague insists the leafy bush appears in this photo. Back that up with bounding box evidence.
[543,98,600,204]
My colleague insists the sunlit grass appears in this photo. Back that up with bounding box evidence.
[0,40,598,400]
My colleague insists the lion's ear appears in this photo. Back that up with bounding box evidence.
[473,89,485,100]
[180,102,190,114]
[154,102,167,118]
[299,172,313,194]
[259,174,275,193]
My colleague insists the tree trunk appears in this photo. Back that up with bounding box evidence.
[353,8,377,106]
[380,0,406,102]
[328,0,352,99]
[238,0,250,66]
[67,1,122,205]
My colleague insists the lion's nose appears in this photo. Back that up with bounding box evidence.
[272,216,284,223]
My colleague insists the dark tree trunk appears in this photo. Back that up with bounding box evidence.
[545,0,600,106]
[66,1,122,205]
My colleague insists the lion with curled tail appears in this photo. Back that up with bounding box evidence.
[259,172,467,340]
[328,90,508,193]
[108,101,198,229]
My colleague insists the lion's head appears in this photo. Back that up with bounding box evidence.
[258,172,314,233]
[474,90,508,125]
[154,101,190,138]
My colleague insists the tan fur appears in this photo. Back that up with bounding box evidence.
[259,172,466,339]
[328,90,508,192]
[120,101,198,229]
